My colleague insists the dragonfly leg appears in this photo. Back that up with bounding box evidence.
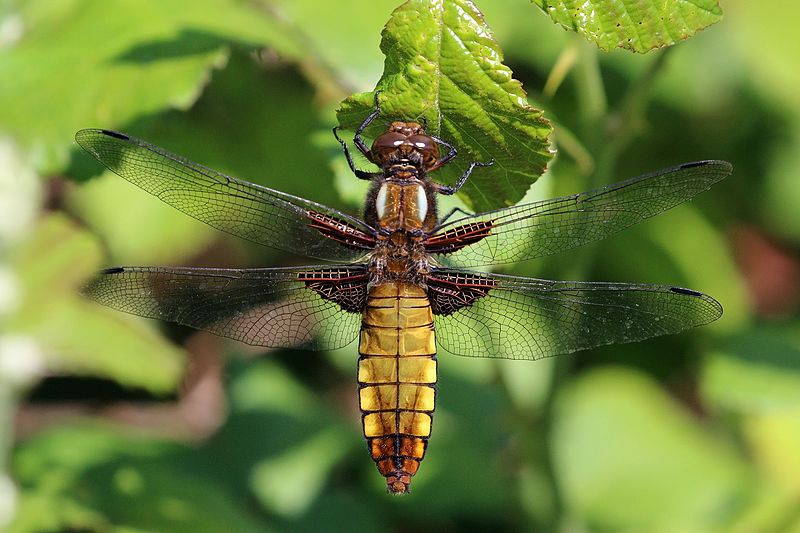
[427,134,458,171]
[435,159,494,196]
[437,206,474,225]
[354,91,383,158]
[333,126,375,180]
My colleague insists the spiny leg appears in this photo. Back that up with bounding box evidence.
[435,159,494,195]
[333,126,374,180]
[427,134,458,171]
[354,91,383,157]
[332,91,384,180]
[437,206,474,225]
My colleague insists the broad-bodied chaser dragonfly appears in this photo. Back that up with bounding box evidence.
[76,93,731,494]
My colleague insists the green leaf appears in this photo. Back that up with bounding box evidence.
[12,423,265,533]
[336,0,553,212]
[532,0,724,53]
[725,0,800,117]
[68,54,342,265]
[743,409,800,497]
[13,423,172,486]
[8,214,184,393]
[205,358,363,516]
[0,0,300,173]
[65,171,219,265]
[250,427,351,517]
[228,357,322,420]
[763,128,800,243]
[552,367,748,530]
[9,213,101,298]
[702,327,800,412]
[11,492,108,533]
[495,358,553,413]
[600,203,750,332]
[36,300,185,394]
[265,0,399,90]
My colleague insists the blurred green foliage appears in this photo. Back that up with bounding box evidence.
[1,0,799,531]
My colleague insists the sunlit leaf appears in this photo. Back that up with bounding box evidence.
[763,128,800,244]
[552,367,748,529]
[532,0,723,53]
[600,203,750,332]
[250,427,351,517]
[65,171,218,265]
[0,0,300,172]
[726,0,800,116]
[494,358,553,412]
[743,409,800,497]
[8,214,184,393]
[702,327,800,411]
[228,358,322,420]
[68,54,344,266]
[37,300,185,393]
[265,0,398,91]
[12,423,265,533]
[337,0,553,212]
[11,493,107,533]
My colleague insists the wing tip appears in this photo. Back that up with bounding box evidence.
[679,159,734,174]
[100,266,126,275]
[670,286,724,324]
[74,128,129,143]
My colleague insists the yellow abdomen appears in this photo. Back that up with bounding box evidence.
[358,281,436,494]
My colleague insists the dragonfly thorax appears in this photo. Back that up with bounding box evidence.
[374,181,429,233]
[369,231,430,283]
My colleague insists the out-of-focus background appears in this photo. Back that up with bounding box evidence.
[1,0,799,531]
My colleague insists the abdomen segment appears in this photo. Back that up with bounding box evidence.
[358,282,436,494]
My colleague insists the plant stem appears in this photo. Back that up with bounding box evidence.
[574,38,607,141]
[594,47,673,185]
[543,40,580,100]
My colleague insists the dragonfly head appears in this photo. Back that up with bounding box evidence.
[370,121,440,171]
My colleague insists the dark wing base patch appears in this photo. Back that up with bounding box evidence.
[425,221,493,254]
[427,271,496,315]
[306,211,377,251]
[298,268,368,313]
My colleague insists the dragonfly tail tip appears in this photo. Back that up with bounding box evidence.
[386,475,411,495]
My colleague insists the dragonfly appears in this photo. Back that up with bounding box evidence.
[76,93,731,494]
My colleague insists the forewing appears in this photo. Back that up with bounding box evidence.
[429,160,732,266]
[84,265,367,350]
[75,129,376,262]
[430,269,722,360]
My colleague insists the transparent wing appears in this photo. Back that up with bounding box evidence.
[430,269,722,360]
[84,265,368,350]
[75,129,376,262]
[430,160,732,267]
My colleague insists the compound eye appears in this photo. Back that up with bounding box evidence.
[407,134,440,168]
[370,131,405,164]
